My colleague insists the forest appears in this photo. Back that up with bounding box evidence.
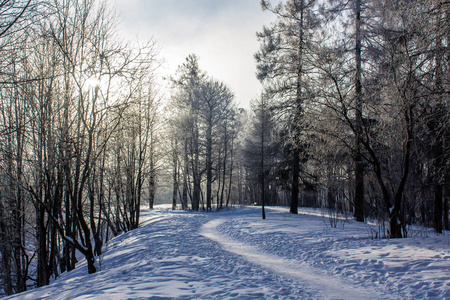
[0,0,448,296]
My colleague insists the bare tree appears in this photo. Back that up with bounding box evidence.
[168,55,237,211]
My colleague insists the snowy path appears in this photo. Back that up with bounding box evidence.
[200,218,388,300]
[7,205,450,299]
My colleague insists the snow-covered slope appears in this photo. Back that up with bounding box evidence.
[7,206,450,299]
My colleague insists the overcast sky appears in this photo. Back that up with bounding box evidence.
[112,0,276,109]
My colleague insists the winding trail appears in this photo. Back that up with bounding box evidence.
[201,218,390,300]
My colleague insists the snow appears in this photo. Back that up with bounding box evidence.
[7,205,450,299]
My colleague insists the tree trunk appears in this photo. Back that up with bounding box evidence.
[290,150,299,214]
[261,98,266,219]
[182,139,189,210]
[431,11,446,233]
[149,168,156,210]
[354,0,365,222]
[192,123,201,211]
[172,146,178,210]
[290,0,304,215]
[261,145,266,220]
[444,170,449,230]
[444,1,450,231]
[216,146,222,209]
[226,136,235,208]
[36,201,48,287]
[0,197,13,295]
[434,183,443,233]
[206,114,212,211]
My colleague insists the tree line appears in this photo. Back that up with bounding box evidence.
[249,0,449,239]
[166,55,238,212]
[164,0,448,240]
[0,0,160,295]
[0,0,448,296]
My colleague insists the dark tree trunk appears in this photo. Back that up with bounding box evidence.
[444,171,449,230]
[0,198,13,295]
[354,0,365,222]
[192,123,201,211]
[290,150,299,214]
[290,0,304,215]
[206,116,212,211]
[172,148,178,210]
[36,203,48,287]
[430,109,445,234]
[431,15,446,233]
[182,139,189,210]
[434,183,443,233]
[261,130,266,220]
[226,137,234,208]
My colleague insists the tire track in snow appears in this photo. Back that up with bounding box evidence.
[201,219,391,300]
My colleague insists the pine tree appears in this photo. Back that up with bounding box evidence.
[256,0,320,213]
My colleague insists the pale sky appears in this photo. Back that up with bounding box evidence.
[112,0,276,109]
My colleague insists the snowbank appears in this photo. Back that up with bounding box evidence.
[7,206,450,299]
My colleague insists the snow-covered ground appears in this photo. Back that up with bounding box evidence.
[7,205,450,299]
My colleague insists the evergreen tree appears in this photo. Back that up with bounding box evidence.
[256,0,320,214]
